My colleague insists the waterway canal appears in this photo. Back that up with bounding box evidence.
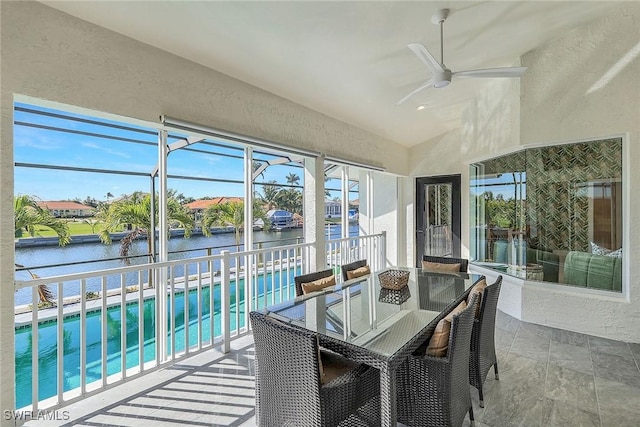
[15,224,356,305]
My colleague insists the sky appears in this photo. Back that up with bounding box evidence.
[14,102,352,202]
[469,172,527,200]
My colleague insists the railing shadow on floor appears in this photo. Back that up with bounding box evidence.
[61,341,257,427]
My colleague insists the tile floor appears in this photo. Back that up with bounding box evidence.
[24,310,640,427]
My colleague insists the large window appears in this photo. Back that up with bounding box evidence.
[13,101,308,305]
[324,163,360,239]
[470,137,623,292]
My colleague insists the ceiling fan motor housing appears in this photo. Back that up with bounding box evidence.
[434,69,452,88]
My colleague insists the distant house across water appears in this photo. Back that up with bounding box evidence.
[37,201,94,218]
[266,209,294,229]
[184,197,244,220]
[325,200,341,218]
[325,199,359,221]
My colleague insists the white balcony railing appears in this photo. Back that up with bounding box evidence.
[13,233,386,415]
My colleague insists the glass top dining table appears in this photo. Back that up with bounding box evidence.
[262,266,483,426]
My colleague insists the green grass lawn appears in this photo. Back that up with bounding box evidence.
[28,221,124,237]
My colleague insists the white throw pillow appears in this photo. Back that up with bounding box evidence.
[590,242,622,258]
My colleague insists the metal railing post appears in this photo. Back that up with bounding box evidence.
[221,250,231,353]
[31,287,39,412]
[380,230,387,270]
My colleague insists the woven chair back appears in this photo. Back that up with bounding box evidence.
[470,276,503,390]
[422,255,469,272]
[293,269,334,297]
[340,259,368,282]
[249,311,321,425]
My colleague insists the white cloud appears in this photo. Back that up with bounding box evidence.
[81,142,131,158]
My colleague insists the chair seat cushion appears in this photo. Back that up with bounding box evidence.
[301,275,336,294]
[422,261,461,273]
[346,265,370,280]
[426,300,467,357]
[319,350,360,385]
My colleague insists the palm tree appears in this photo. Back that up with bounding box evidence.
[260,181,281,210]
[277,189,303,215]
[14,194,71,304]
[14,195,70,245]
[97,191,194,264]
[83,218,100,234]
[15,264,55,304]
[285,173,300,186]
[201,200,269,247]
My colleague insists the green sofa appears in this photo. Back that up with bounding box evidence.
[563,251,622,291]
[492,240,560,282]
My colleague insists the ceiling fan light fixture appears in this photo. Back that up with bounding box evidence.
[433,69,452,88]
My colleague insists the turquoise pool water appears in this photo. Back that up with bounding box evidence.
[15,269,298,409]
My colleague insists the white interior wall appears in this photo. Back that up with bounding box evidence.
[517,3,640,341]
[373,173,400,267]
[358,170,401,267]
[303,157,327,271]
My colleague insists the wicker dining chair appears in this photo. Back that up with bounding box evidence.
[396,293,479,427]
[249,311,380,427]
[294,269,334,297]
[422,255,469,273]
[340,259,368,282]
[469,275,503,408]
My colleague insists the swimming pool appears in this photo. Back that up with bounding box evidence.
[15,269,298,409]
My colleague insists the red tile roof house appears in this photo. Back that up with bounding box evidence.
[184,197,245,234]
[37,201,94,218]
[184,197,244,220]
[184,197,244,213]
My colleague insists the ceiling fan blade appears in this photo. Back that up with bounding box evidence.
[396,79,434,105]
[453,66,527,78]
[408,43,445,74]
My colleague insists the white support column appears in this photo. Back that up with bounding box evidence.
[158,130,169,261]
[158,130,169,361]
[221,251,231,353]
[243,147,254,317]
[243,147,254,252]
[341,166,350,239]
[367,171,374,234]
[304,156,327,271]
[359,170,375,235]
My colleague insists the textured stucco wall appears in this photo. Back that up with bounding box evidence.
[404,75,522,268]
[0,0,14,415]
[356,170,401,267]
[372,173,400,267]
[517,3,640,341]
[407,3,640,342]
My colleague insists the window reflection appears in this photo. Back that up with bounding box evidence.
[470,138,623,292]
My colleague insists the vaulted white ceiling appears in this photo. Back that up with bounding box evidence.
[42,1,618,146]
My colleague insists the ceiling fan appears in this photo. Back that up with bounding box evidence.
[397,8,527,105]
